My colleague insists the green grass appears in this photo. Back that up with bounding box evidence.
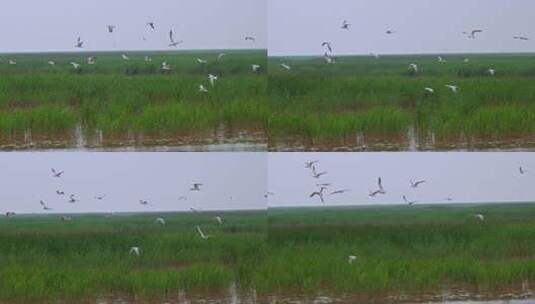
[263,203,535,296]
[0,211,266,302]
[268,53,535,149]
[0,50,267,147]
[3,203,535,301]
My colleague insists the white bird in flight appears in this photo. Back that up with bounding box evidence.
[403,195,416,206]
[408,63,418,72]
[445,85,459,93]
[251,64,261,72]
[208,74,218,86]
[69,194,78,203]
[168,30,183,47]
[70,62,81,70]
[410,179,426,188]
[280,63,291,70]
[369,177,386,197]
[214,216,223,224]
[310,187,326,203]
[199,84,209,93]
[75,37,84,48]
[155,217,166,226]
[121,54,130,61]
[51,168,64,178]
[330,189,350,195]
[424,87,434,94]
[475,214,485,222]
[311,166,327,178]
[40,200,52,210]
[488,69,495,76]
[87,57,96,65]
[196,225,211,239]
[190,183,203,191]
[197,58,208,64]
[348,255,357,264]
[130,246,141,256]
[48,61,56,66]
[161,62,172,72]
[8,59,17,65]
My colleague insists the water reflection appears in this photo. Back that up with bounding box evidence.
[84,285,535,304]
[0,125,266,152]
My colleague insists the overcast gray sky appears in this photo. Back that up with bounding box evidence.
[0,153,266,214]
[269,0,535,56]
[269,153,535,207]
[0,0,266,53]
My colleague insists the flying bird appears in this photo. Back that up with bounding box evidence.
[8,59,17,65]
[168,30,183,47]
[310,187,326,203]
[513,36,529,41]
[69,194,78,203]
[410,179,426,188]
[139,200,149,205]
[369,177,386,197]
[130,246,141,255]
[5,212,15,218]
[488,68,495,76]
[311,166,327,178]
[94,195,106,200]
[107,25,116,33]
[51,168,64,178]
[75,37,84,48]
[386,29,396,35]
[61,216,72,222]
[161,62,172,72]
[463,29,483,39]
[217,53,226,61]
[251,64,261,72]
[70,62,81,70]
[87,57,96,65]
[196,225,211,239]
[190,183,203,191]
[340,20,350,30]
[40,200,52,210]
[48,61,56,66]
[56,190,65,195]
[348,255,357,264]
[146,22,155,30]
[445,85,459,93]
[475,214,485,222]
[424,87,434,94]
[155,217,166,226]
[245,36,255,41]
[330,189,350,195]
[121,54,130,61]
[199,84,209,93]
[208,74,218,86]
[305,160,319,168]
[280,63,291,70]
[321,42,332,53]
[403,195,416,206]
[214,216,223,224]
[519,166,526,174]
[408,63,418,72]
[196,58,208,64]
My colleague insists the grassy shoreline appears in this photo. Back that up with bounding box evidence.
[2,203,535,302]
[268,53,535,150]
[0,50,267,149]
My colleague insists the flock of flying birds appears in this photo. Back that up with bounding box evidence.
[302,159,530,225]
[4,22,261,94]
[278,22,531,95]
[3,168,225,255]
